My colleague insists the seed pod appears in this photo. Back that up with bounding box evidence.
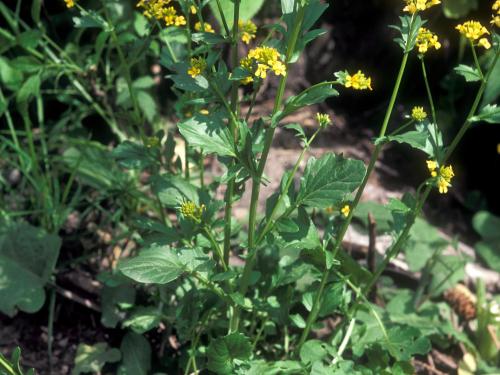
[444,284,477,321]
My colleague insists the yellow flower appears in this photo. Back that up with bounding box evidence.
[179,201,205,222]
[344,71,373,91]
[411,106,427,121]
[403,0,440,14]
[435,165,454,194]
[426,160,438,177]
[341,205,350,218]
[195,22,215,33]
[137,0,172,20]
[187,57,207,78]
[493,0,500,27]
[456,21,491,49]
[239,20,257,44]
[239,46,286,83]
[316,113,332,128]
[199,109,210,115]
[416,28,442,54]
[190,5,197,14]
[64,0,75,8]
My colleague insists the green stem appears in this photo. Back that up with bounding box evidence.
[203,227,228,272]
[295,51,410,350]
[0,356,15,375]
[295,266,329,352]
[421,58,437,125]
[470,42,484,81]
[332,318,356,365]
[215,0,231,37]
[223,0,241,277]
[256,127,321,245]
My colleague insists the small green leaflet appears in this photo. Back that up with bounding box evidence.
[385,326,431,361]
[471,104,500,124]
[296,153,366,208]
[375,130,428,151]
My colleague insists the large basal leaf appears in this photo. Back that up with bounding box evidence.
[207,333,252,374]
[118,333,151,375]
[118,246,185,285]
[296,153,366,208]
[72,343,121,375]
[178,112,236,157]
[209,0,265,29]
[0,221,61,316]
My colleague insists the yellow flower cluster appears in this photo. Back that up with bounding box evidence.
[190,5,197,14]
[316,113,332,128]
[456,21,491,49]
[344,71,373,91]
[64,0,75,8]
[195,22,215,33]
[179,201,205,222]
[427,161,455,194]
[188,57,207,78]
[403,0,440,14]
[341,205,351,218]
[416,28,441,54]
[239,20,257,44]
[492,0,500,27]
[411,106,427,121]
[137,0,186,27]
[240,46,286,83]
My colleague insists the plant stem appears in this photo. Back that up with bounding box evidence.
[223,0,241,273]
[203,227,228,272]
[48,288,56,375]
[332,318,356,365]
[295,51,410,351]
[421,58,437,125]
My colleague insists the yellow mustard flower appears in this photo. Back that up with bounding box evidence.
[165,6,186,27]
[179,201,205,222]
[239,20,257,44]
[403,0,441,14]
[493,0,500,27]
[344,71,373,91]
[341,205,351,218]
[426,160,438,177]
[64,0,76,8]
[456,21,491,49]
[137,0,171,20]
[199,109,210,115]
[190,5,197,14]
[411,106,427,121]
[188,57,206,78]
[195,21,215,33]
[416,27,442,54]
[316,113,332,128]
[239,46,286,84]
[436,165,454,194]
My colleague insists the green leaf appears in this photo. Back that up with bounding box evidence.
[442,0,478,19]
[72,343,121,375]
[376,131,428,151]
[471,104,500,124]
[209,0,265,29]
[0,57,24,90]
[385,326,431,361]
[100,285,136,328]
[16,74,41,104]
[17,30,41,49]
[473,211,500,271]
[428,255,466,296]
[31,0,42,24]
[118,246,186,285]
[0,221,61,316]
[118,333,151,375]
[207,333,252,374]
[300,340,329,365]
[281,84,339,119]
[296,153,366,208]
[454,64,482,82]
[476,242,500,272]
[273,208,321,251]
[112,141,156,170]
[482,52,500,106]
[151,174,199,208]
[122,306,161,334]
[137,91,157,123]
[73,10,109,29]
[178,112,236,157]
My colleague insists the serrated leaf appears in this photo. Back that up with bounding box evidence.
[376,130,428,151]
[281,84,339,119]
[471,104,500,124]
[209,0,265,29]
[178,112,236,157]
[151,174,199,208]
[454,64,482,82]
[207,333,252,374]
[112,141,156,170]
[296,153,366,208]
[385,326,431,361]
[100,284,136,328]
[299,340,329,365]
[122,306,161,334]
